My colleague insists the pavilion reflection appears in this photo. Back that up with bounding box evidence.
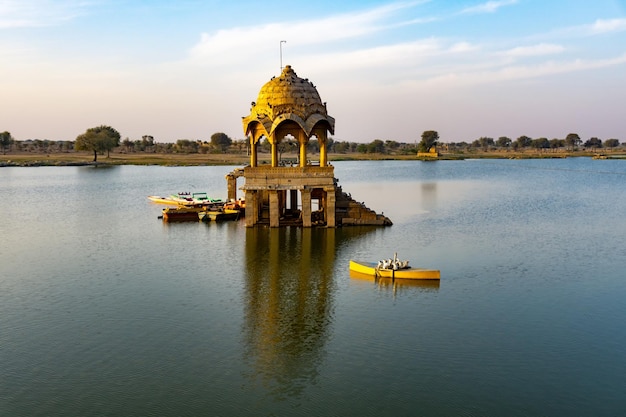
[242,226,375,397]
[242,227,335,397]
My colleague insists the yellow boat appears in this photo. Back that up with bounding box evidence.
[350,270,441,290]
[199,208,241,222]
[161,206,204,222]
[148,195,180,205]
[349,260,440,280]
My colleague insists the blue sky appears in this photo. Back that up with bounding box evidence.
[2,0,626,143]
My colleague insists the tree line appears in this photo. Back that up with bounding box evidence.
[462,133,620,152]
[1,127,622,159]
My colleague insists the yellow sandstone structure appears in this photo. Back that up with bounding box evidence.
[229,65,391,228]
[417,146,439,158]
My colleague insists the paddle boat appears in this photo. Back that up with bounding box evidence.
[148,195,180,205]
[161,205,204,222]
[349,253,440,280]
[169,192,222,206]
[148,192,223,207]
[223,198,245,211]
[199,208,241,222]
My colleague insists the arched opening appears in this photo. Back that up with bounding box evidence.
[277,133,297,166]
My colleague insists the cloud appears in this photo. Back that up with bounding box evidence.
[299,38,443,72]
[542,17,626,40]
[460,0,518,14]
[503,43,565,57]
[588,18,626,34]
[421,53,626,87]
[0,0,91,28]
[448,42,479,53]
[286,37,485,79]
[188,1,429,65]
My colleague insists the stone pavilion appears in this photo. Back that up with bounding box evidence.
[227,65,391,228]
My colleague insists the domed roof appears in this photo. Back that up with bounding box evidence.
[243,65,334,137]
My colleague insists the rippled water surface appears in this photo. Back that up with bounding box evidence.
[1,159,625,416]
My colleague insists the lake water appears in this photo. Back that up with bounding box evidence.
[1,158,625,416]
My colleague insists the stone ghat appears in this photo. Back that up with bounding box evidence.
[335,186,392,226]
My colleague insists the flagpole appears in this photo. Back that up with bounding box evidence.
[280,40,286,71]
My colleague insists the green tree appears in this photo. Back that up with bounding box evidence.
[385,140,400,151]
[142,135,155,152]
[277,137,297,161]
[122,137,134,152]
[565,133,581,150]
[515,135,532,148]
[210,132,232,153]
[334,141,350,153]
[0,131,14,154]
[550,138,564,149]
[307,138,320,153]
[531,137,550,150]
[604,138,620,148]
[326,137,335,153]
[232,138,248,154]
[367,139,385,153]
[75,125,121,162]
[418,130,439,153]
[259,137,271,153]
[496,136,511,148]
[478,137,494,150]
[175,139,198,153]
[584,137,602,149]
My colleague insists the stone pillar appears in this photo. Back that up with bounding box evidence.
[271,134,278,167]
[325,187,336,227]
[299,132,307,167]
[250,140,257,167]
[290,189,298,210]
[226,175,237,201]
[319,135,327,167]
[301,188,312,227]
[269,190,280,227]
[245,190,256,227]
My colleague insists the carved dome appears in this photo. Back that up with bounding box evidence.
[243,65,335,137]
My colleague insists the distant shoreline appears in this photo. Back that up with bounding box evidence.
[1,150,623,167]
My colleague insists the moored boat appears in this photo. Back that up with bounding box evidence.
[169,192,223,206]
[148,195,180,205]
[199,208,241,222]
[223,199,246,217]
[161,205,204,222]
[349,259,440,280]
[223,199,245,210]
[148,192,224,207]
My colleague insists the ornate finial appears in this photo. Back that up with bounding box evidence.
[282,65,294,77]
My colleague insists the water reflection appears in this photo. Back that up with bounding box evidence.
[350,270,440,297]
[242,227,337,398]
[421,182,437,212]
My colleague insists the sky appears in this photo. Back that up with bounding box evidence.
[2,0,626,144]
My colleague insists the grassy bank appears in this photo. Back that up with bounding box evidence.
[0,152,252,167]
[0,149,621,167]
